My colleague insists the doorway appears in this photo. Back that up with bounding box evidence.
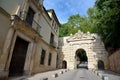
[98,60,104,70]
[9,37,29,77]
[62,60,67,69]
[26,7,35,26]
[75,49,88,69]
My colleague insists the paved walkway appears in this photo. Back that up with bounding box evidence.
[52,69,102,80]
[93,70,120,80]
[27,69,68,80]
[9,69,68,80]
[9,69,120,80]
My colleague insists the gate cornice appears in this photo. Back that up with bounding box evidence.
[66,30,95,42]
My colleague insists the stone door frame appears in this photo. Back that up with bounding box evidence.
[4,31,36,76]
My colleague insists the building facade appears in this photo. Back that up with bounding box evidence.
[59,30,108,70]
[0,0,60,78]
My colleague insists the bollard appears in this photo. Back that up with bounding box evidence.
[52,73,58,78]
[98,73,103,78]
[65,70,67,72]
[55,73,58,78]
[95,71,98,74]
[102,76,109,80]
[93,70,96,73]
[43,78,48,80]
[61,71,63,74]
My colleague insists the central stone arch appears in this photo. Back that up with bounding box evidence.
[71,45,95,69]
[59,30,108,70]
[75,49,88,69]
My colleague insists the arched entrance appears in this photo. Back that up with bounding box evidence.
[98,60,104,70]
[59,30,107,70]
[62,60,67,69]
[75,49,88,69]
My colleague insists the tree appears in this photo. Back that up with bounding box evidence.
[87,7,98,33]
[59,14,93,37]
[77,50,87,61]
[59,23,69,37]
[94,0,120,52]
[67,14,82,28]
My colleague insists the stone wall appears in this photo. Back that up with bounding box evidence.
[32,40,57,74]
[0,8,10,57]
[108,49,120,73]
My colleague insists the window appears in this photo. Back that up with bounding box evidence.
[50,33,54,44]
[40,49,46,65]
[52,20,54,26]
[56,54,58,68]
[26,7,35,26]
[48,53,52,66]
[55,26,58,32]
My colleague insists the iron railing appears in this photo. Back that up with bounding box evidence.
[50,41,57,48]
[32,20,41,34]
[19,11,41,35]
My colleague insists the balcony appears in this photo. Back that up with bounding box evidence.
[19,10,41,36]
[24,19,41,36]
[11,15,42,38]
[32,20,41,34]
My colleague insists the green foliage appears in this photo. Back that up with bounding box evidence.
[68,14,81,28]
[77,50,87,61]
[59,0,120,52]
[94,0,120,50]
[59,23,69,37]
[59,14,94,37]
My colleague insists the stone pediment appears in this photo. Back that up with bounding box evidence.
[67,30,95,42]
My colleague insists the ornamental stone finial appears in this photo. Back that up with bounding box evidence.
[87,31,90,34]
[70,34,73,36]
[78,30,83,35]
[78,30,81,33]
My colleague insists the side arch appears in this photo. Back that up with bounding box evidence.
[98,60,104,70]
[62,60,67,69]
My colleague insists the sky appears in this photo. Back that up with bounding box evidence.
[43,0,96,23]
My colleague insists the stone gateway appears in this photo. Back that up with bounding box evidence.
[59,30,108,70]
